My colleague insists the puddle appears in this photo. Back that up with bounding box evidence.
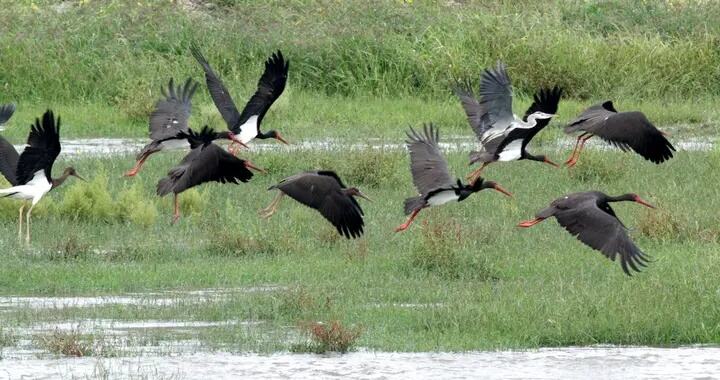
[1,347,719,379]
[0,286,284,312]
[6,135,714,158]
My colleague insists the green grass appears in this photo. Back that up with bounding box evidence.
[0,147,717,352]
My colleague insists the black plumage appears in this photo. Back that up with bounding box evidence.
[190,44,289,145]
[564,101,675,166]
[0,103,16,126]
[16,110,61,185]
[518,191,655,276]
[156,126,258,223]
[261,171,369,239]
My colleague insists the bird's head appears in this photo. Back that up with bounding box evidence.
[530,111,556,120]
[224,131,249,149]
[628,193,655,209]
[526,153,559,168]
[267,130,289,145]
[472,178,512,197]
[345,187,372,202]
[63,167,85,181]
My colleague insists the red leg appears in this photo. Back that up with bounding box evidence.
[565,134,593,168]
[564,133,587,165]
[466,162,490,185]
[172,194,180,224]
[395,208,422,232]
[124,153,151,177]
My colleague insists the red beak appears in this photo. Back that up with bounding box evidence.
[518,217,544,228]
[228,133,249,149]
[244,160,267,174]
[493,183,513,198]
[275,133,289,145]
[634,196,655,209]
[544,157,560,168]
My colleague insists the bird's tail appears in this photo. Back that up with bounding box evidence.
[156,177,174,196]
[469,150,493,165]
[403,196,425,216]
[0,187,19,198]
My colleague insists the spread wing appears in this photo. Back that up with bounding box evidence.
[454,85,486,140]
[190,43,242,130]
[0,103,16,126]
[406,124,454,196]
[566,101,674,163]
[477,62,515,138]
[157,144,253,195]
[0,134,19,185]
[553,199,650,275]
[274,172,364,239]
[522,86,562,133]
[236,50,289,133]
[149,78,198,141]
[16,110,61,184]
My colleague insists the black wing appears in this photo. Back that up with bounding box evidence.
[16,110,61,184]
[522,86,562,132]
[406,124,455,196]
[478,62,514,134]
[273,172,365,239]
[566,101,674,164]
[149,78,198,141]
[454,85,485,140]
[190,43,242,130]
[0,134,19,185]
[157,143,253,195]
[0,103,16,126]
[236,50,289,133]
[552,198,650,275]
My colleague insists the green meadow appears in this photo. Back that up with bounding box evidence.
[0,0,719,354]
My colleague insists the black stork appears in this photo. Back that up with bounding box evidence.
[156,125,265,224]
[0,103,16,128]
[563,101,675,167]
[259,171,370,239]
[124,78,247,177]
[190,44,289,152]
[395,124,512,232]
[518,191,655,275]
[0,110,84,243]
[455,63,559,185]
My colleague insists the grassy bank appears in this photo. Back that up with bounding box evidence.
[0,146,718,351]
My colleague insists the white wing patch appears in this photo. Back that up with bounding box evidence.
[497,139,523,161]
[427,190,460,206]
[238,115,259,144]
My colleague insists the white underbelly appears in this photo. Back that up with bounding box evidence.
[497,139,523,161]
[238,115,259,144]
[427,190,459,206]
[160,139,190,150]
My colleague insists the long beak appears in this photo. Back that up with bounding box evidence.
[356,190,372,202]
[544,157,560,168]
[493,183,513,198]
[634,196,655,209]
[232,137,250,149]
[275,133,289,145]
[73,173,86,182]
[518,217,544,228]
[244,160,267,174]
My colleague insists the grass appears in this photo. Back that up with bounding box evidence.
[0,146,716,352]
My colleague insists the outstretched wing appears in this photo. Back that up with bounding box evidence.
[0,103,16,126]
[406,124,454,196]
[236,50,289,134]
[566,101,675,164]
[478,62,514,137]
[149,78,198,141]
[553,198,650,276]
[273,172,365,239]
[0,134,19,185]
[157,143,253,195]
[454,85,486,140]
[16,110,61,184]
[522,86,562,133]
[190,43,242,130]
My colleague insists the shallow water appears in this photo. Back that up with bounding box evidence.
[1,347,719,379]
[8,135,713,158]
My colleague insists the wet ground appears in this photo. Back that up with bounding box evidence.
[1,290,718,379]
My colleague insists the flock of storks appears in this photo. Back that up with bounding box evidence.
[0,46,676,275]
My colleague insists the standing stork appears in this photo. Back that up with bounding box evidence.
[156,126,265,224]
[395,124,512,232]
[518,191,655,275]
[0,103,16,129]
[0,110,84,243]
[260,171,370,239]
[563,101,675,167]
[124,78,247,177]
[456,63,558,185]
[190,44,289,152]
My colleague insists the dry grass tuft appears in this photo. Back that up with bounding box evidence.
[37,328,94,357]
[296,320,363,354]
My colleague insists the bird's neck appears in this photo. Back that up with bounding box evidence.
[523,114,539,128]
[522,151,542,162]
[51,172,71,190]
[256,130,273,140]
[605,193,635,203]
